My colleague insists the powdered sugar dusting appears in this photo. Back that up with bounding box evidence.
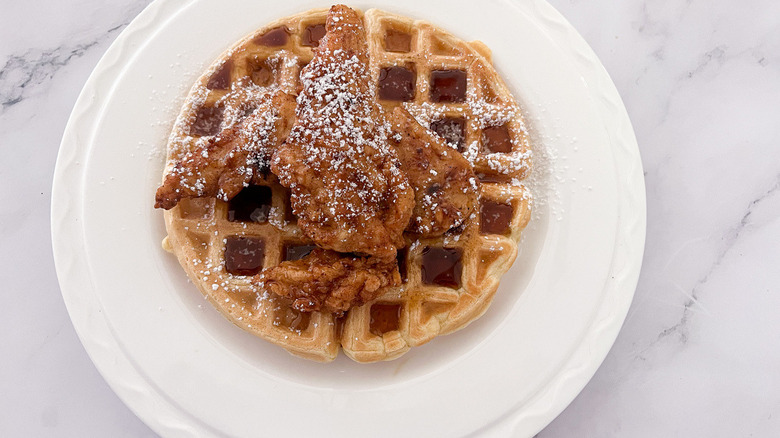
[276,45,409,222]
[404,102,445,128]
[402,82,532,179]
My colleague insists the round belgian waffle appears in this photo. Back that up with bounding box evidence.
[159,6,532,362]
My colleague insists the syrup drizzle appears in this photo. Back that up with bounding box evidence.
[378,66,416,101]
[206,60,232,90]
[190,105,224,137]
[224,236,265,275]
[421,247,463,288]
[284,244,317,261]
[370,303,401,335]
[274,306,311,332]
[481,124,512,153]
[430,117,466,151]
[430,70,467,103]
[384,29,412,52]
[480,201,513,235]
[227,186,272,223]
[302,23,326,47]
[256,26,289,46]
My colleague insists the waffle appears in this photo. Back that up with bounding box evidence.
[159,6,532,362]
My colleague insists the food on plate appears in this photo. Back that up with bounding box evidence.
[156,4,532,362]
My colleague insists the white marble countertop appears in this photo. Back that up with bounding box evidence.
[2,0,778,436]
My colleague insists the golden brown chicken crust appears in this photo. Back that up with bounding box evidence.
[155,90,296,210]
[271,5,414,258]
[390,107,479,236]
[257,249,400,314]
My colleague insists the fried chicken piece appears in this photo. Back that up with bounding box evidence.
[271,5,414,258]
[155,90,296,210]
[390,107,479,236]
[257,249,400,314]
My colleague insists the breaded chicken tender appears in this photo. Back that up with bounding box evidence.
[390,107,479,236]
[257,248,400,314]
[271,5,413,258]
[155,90,296,210]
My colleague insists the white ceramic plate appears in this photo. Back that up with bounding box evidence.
[52,0,645,436]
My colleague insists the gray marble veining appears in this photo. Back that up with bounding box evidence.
[0,25,123,110]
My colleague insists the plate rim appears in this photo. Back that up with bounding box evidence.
[51,0,646,436]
